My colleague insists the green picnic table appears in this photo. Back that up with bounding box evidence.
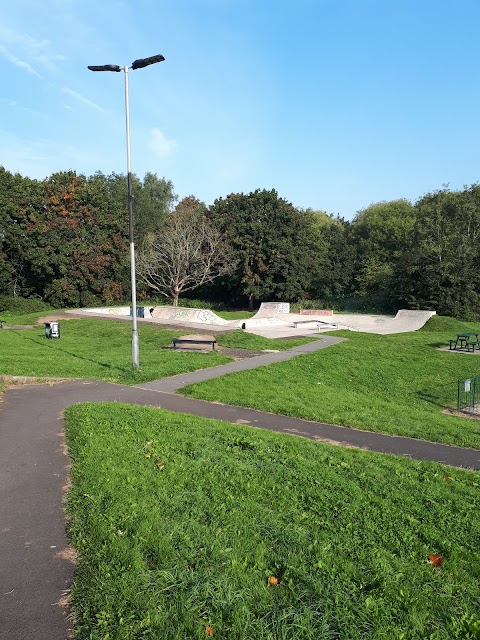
[449,333,480,352]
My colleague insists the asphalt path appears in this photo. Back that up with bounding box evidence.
[1,336,479,639]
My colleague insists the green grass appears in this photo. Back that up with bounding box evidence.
[181,316,480,449]
[0,317,313,384]
[0,308,56,326]
[216,329,315,351]
[0,319,230,384]
[214,310,256,320]
[65,402,480,640]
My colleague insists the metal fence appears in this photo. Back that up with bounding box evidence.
[457,376,480,413]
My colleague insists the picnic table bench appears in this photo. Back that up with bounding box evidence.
[449,333,480,352]
[172,334,217,350]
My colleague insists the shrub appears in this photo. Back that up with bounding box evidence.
[0,296,52,314]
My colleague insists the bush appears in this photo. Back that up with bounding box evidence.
[0,296,52,314]
[141,296,232,311]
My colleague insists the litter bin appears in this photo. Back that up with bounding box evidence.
[45,321,60,339]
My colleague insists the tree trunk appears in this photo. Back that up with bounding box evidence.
[172,291,179,306]
[248,292,255,311]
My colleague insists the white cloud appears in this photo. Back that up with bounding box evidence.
[148,127,177,158]
[0,25,65,74]
[0,44,41,77]
[62,87,107,113]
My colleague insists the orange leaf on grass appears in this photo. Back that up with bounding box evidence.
[206,625,213,636]
[269,576,278,585]
[428,553,444,567]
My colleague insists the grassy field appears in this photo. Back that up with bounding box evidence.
[3,313,480,446]
[181,316,480,449]
[65,402,480,640]
[0,318,229,384]
[215,310,256,320]
[0,316,312,385]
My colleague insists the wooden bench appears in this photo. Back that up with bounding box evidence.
[172,334,217,351]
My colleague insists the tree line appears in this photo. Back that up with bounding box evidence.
[1,164,479,318]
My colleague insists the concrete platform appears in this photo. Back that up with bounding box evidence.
[67,306,436,338]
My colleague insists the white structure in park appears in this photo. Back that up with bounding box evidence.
[70,303,436,338]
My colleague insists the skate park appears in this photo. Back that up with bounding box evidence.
[67,302,437,339]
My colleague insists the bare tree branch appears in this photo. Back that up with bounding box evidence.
[137,197,235,305]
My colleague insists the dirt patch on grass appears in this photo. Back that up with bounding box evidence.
[218,347,265,359]
[443,407,480,420]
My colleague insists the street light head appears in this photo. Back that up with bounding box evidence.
[131,54,165,70]
[87,64,122,72]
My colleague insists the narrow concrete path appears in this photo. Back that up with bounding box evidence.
[1,336,479,640]
[136,335,344,392]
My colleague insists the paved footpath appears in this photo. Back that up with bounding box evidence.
[1,336,479,639]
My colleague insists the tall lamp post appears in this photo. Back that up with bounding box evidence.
[88,54,165,369]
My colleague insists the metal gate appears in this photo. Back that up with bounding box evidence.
[457,376,480,413]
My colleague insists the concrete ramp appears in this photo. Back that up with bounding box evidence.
[328,309,436,334]
[255,302,290,317]
[76,305,231,326]
[71,305,435,336]
[82,306,131,316]
[393,309,437,331]
[149,306,230,326]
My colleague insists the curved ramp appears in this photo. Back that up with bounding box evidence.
[149,306,230,326]
[256,302,290,316]
[72,306,435,335]
[328,309,436,334]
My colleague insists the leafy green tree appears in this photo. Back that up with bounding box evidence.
[21,171,130,306]
[398,185,480,318]
[208,189,324,309]
[95,171,176,249]
[307,211,355,300]
[349,199,417,309]
[0,166,43,297]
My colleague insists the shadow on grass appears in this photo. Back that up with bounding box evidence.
[416,381,454,409]
[12,330,129,375]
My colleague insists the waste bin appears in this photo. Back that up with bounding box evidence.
[45,321,60,339]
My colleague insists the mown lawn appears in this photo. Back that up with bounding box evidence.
[65,402,480,640]
[181,316,480,449]
[0,319,230,384]
[0,317,312,385]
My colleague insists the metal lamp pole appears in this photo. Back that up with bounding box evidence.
[88,55,165,369]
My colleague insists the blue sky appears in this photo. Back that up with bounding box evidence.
[1,0,480,219]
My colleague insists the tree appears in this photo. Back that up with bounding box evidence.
[397,185,480,318]
[22,170,130,307]
[306,211,354,300]
[137,196,234,306]
[208,189,324,309]
[349,199,417,310]
[0,166,43,297]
